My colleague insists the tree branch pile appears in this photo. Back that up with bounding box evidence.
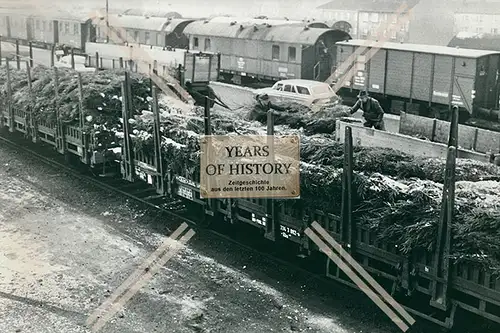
[2,66,500,272]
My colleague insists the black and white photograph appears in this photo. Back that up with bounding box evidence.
[0,0,500,332]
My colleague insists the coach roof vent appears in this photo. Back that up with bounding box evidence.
[239,24,244,30]
[253,24,258,31]
[303,26,309,30]
[230,21,236,25]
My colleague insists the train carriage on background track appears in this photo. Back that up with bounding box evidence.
[335,39,500,121]
[0,8,94,51]
[184,20,351,85]
[93,14,195,49]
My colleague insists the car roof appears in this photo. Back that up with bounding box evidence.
[275,79,329,88]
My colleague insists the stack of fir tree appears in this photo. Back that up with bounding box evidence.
[2,66,500,272]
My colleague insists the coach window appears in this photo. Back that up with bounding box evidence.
[49,21,52,31]
[204,38,211,51]
[42,20,46,31]
[193,37,199,47]
[272,45,280,60]
[156,33,163,46]
[145,31,151,44]
[35,20,40,30]
[288,46,296,62]
[74,23,79,35]
[134,31,139,42]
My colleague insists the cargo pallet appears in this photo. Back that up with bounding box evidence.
[1,62,500,331]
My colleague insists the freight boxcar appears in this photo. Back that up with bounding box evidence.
[184,21,350,85]
[334,39,500,120]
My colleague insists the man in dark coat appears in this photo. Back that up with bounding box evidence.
[349,91,386,130]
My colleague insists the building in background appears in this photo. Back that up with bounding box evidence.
[454,1,500,35]
[315,1,358,36]
[407,0,456,45]
[316,0,420,41]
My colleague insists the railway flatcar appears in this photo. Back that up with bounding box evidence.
[335,39,500,120]
[184,21,351,85]
[448,32,500,52]
[93,14,195,49]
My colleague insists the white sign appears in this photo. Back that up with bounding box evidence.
[200,135,300,199]
[237,57,245,69]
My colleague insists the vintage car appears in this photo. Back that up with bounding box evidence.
[254,79,340,107]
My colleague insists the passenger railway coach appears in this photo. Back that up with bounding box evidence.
[0,8,94,50]
[184,21,351,85]
[93,14,196,49]
[334,39,500,120]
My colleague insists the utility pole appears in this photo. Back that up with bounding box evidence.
[106,0,109,43]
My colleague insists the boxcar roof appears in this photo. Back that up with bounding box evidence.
[337,39,500,58]
[184,21,345,45]
[99,14,191,32]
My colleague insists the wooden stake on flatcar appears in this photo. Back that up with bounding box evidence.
[121,72,135,181]
[50,44,55,67]
[77,72,90,164]
[15,39,20,69]
[340,126,355,255]
[6,58,14,132]
[26,63,38,143]
[22,61,30,138]
[29,42,33,67]
[95,51,99,71]
[200,95,214,226]
[264,109,279,241]
[151,85,165,195]
[71,48,75,70]
[430,106,458,312]
[448,105,459,148]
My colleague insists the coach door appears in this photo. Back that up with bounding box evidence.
[315,38,331,81]
[26,17,34,40]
